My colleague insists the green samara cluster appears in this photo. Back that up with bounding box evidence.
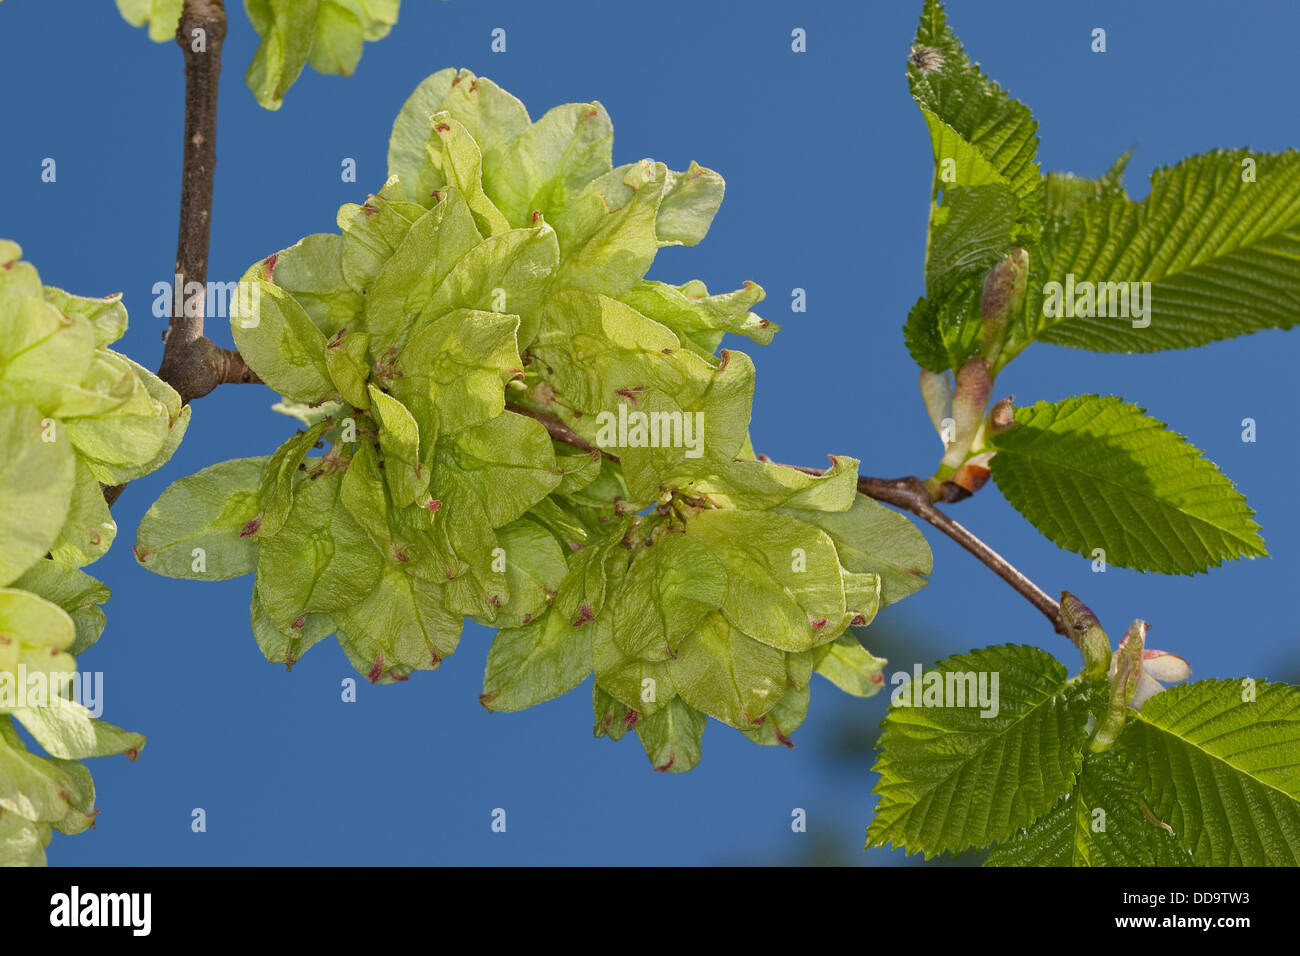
[0,240,182,864]
[136,70,932,770]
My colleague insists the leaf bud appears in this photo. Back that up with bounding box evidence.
[987,395,1016,435]
[1087,619,1146,753]
[980,247,1029,364]
[919,368,953,436]
[1060,591,1110,677]
[939,357,992,469]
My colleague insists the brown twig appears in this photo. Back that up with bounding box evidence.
[507,402,619,463]
[857,476,1064,635]
[156,0,236,404]
[776,465,1065,636]
[107,0,259,508]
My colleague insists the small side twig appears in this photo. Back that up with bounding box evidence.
[783,465,1066,636]
[507,402,619,463]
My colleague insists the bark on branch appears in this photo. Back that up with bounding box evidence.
[106,0,259,508]
[155,0,244,404]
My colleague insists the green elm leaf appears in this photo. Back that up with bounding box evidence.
[115,0,184,42]
[12,560,111,658]
[618,278,774,359]
[264,233,363,337]
[335,564,463,683]
[656,161,726,247]
[867,644,1087,859]
[135,457,267,580]
[231,276,332,403]
[926,184,1020,296]
[255,469,382,629]
[634,697,706,773]
[338,179,429,293]
[985,751,1194,867]
[250,591,332,669]
[0,296,95,414]
[493,518,568,629]
[42,288,128,348]
[0,719,97,837]
[256,420,334,539]
[368,385,429,507]
[813,632,887,698]
[909,0,1043,224]
[424,112,512,237]
[480,610,591,712]
[781,494,933,607]
[482,101,614,228]
[390,309,521,446]
[1117,679,1300,866]
[687,510,850,653]
[1035,150,1300,353]
[0,403,75,587]
[912,184,1021,371]
[323,330,371,409]
[1042,152,1132,225]
[388,68,531,206]
[699,455,859,513]
[989,395,1267,574]
[593,684,637,742]
[412,225,560,348]
[362,189,481,353]
[903,294,951,373]
[670,611,788,729]
[552,160,666,297]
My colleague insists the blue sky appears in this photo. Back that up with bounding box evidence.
[1,0,1297,865]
